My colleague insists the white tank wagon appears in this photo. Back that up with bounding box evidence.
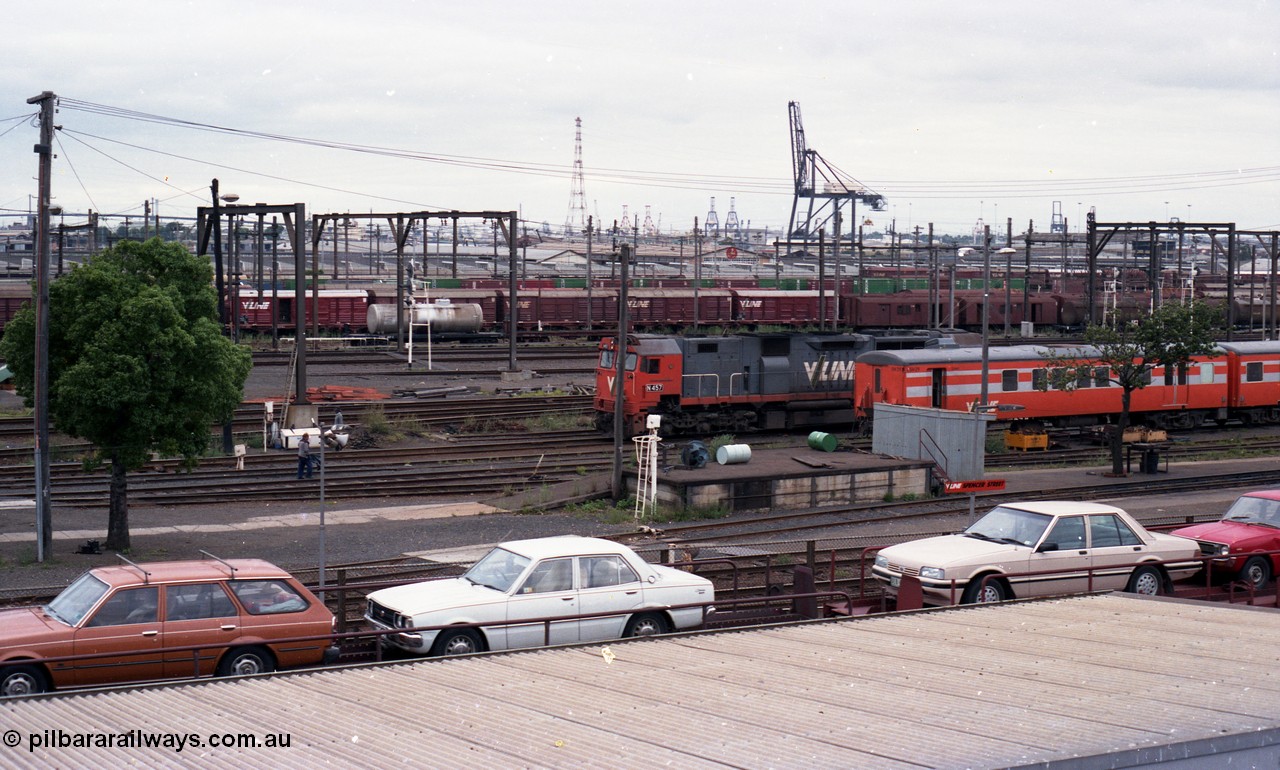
[366,301,484,335]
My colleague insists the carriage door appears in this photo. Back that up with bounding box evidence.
[1163,362,1190,407]
[931,368,946,408]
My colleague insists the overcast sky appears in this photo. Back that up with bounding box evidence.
[2,0,1277,237]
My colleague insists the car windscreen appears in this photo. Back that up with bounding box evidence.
[965,506,1053,548]
[45,573,110,626]
[1224,495,1280,528]
[463,547,531,593]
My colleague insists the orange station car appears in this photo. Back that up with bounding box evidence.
[0,557,337,697]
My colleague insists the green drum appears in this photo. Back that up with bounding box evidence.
[807,431,838,452]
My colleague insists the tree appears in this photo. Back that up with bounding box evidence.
[0,238,251,551]
[1040,300,1221,475]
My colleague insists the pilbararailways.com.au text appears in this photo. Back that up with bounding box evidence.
[5,729,292,753]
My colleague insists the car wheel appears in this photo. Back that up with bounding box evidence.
[0,664,48,697]
[623,613,669,637]
[1125,565,1163,596]
[961,575,1008,604]
[1238,556,1272,590]
[216,646,276,678]
[432,628,483,656]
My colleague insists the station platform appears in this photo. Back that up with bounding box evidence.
[636,445,934,514]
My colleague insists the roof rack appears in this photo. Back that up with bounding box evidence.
[199,550,239,577]
[115,554,152,584]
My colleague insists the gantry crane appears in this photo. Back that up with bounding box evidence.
[787,101,885,241]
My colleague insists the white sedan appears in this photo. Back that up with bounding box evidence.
[871,501,1201,606]
[365,536,714,655]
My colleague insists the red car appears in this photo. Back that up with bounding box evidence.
[0,558,337,697]
[1172,490,1280,590]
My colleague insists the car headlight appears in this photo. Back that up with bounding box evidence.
[1217,544,1231,556]
[396,615,411,629]
[874,554,888,569]
[919,566,946,581]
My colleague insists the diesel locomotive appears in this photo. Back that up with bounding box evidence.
[593,330,954,436]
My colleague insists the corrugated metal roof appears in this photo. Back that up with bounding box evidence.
[3,593,1279,768]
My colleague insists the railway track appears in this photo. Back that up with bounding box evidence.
[0,394,594,447]
[0,430,611,506]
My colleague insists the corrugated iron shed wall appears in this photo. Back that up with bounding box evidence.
[3,593,1279,769]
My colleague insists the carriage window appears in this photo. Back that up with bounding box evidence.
[896,305,911,315]
[1046,368,1068,390]
[599,349,614,368]
[1032,368,1047,390]
[1075,370,1092,389]
[1246,362,1264,382]
[1141,369,1153,386]
[624,352,637,371]
[1199,363,1214,384]
[1001,370,1018,392]
[642,357,661,374]
[1093,367,1110,387]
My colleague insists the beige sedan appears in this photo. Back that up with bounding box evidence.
[872,501,1201,606]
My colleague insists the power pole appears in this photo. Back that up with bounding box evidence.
[611,243,632,502]
[28,90,55,562]
[585,216,594,330]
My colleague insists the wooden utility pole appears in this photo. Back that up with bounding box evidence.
[611,243,631,502]
[28,90,55,561]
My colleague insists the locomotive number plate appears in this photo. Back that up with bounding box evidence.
[645,384,664,392]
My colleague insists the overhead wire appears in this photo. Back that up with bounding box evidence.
[54,97,1280,213]
[53,133,100,215]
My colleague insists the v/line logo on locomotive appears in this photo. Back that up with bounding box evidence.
[804,358,855,384]
[593,330,953,436]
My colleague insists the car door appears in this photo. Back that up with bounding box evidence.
[576,555,644,642]
[501,557,579,650]
[162,582,240,678]
[72,586,164,687]
[1029,515,1092,597]
[226,579,330,668]
[1087,514,1149,590]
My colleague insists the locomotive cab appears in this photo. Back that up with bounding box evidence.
[593,335,684,435]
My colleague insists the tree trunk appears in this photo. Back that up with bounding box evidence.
[1111,388,1133,476]
[104,455,130,552]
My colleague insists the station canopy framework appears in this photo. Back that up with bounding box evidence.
[197,204,524,407]
[1085,213,1280,337]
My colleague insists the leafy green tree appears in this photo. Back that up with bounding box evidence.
[0,238,251,551]
[1040,300,1221,475]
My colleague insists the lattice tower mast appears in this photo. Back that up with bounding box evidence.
[642,205,656,236]
[705,197,720,239]
[724,197,741,239]
[565,117,588,235]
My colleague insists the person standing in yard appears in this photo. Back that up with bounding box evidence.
[297,434,312,479]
